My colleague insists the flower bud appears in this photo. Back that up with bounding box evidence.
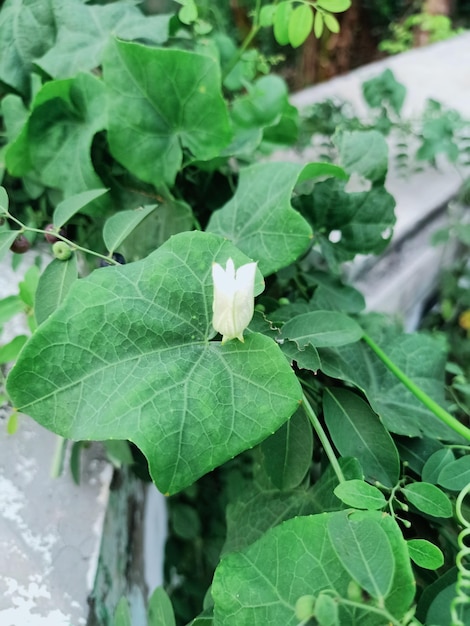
[212,258,257,344]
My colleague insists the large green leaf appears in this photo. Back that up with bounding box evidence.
[0,0,55,95]
[103,39,232,189]
[36,0,170,79]
[207,162,313,275]
[319,329,457,440]
[5,73,108,204]
[7,231,301,494]
[213,511,414,625]
[323,388,400,487]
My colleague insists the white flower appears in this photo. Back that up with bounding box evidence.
[212,258,258,344]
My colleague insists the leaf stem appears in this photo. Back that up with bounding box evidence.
[301,390,346,484]
[362,332,470,441]
[50,436,68,478]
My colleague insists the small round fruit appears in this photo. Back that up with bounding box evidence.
[294,595,316,621]
[10,234,31,254]
[52,241,73,261]
[44,223,67,243]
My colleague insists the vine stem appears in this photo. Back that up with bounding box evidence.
[4,212,120,265]
[362,333,470,441]
[222,0,262,81]
[301,390,346,484]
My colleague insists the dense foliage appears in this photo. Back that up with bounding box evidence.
[0,1,469,625]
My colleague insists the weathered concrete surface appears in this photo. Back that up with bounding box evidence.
[0,417,112,626]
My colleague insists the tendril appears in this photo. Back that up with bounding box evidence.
[450,483,470,626]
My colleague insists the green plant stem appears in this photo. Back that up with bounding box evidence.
[301,390,346,484]
[222,0,262,81]
[362,333,470,441]
[51,436,67,478]
[337,597,422,626]
[5,213,120,265]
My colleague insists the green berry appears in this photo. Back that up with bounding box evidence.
[52,241,73,261]
[294,595,316,621]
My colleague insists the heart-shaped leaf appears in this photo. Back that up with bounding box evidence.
[7,231,301,494]
[103,39,232,189]
[207,161,313,275]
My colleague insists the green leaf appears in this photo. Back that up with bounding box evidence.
[280,311,363,348]
[288,5,314,48]
[362,69,406,116]
[397,437,444,475]
[53,189,109,229]
[213,511,414,625]
[422,448,455,484]
[0,231,19,263]
[401,482,453,518]
[0,186,9,212]
[6,74,108,203]
[103,205,157,253]
[103,39,231,189]
[296,162,348,185]
[0,295,24,326]
[0,335,28,364]
[308,272,365,313]
[323,388,400,487]
[324,13,340,33]
[7,231,301,495]
[19,265,40,309]
[273,2,292,45]
[319,328,456,439]
[438,455,470,491]
[336,130,388,182]
[178,0,198,25]
[103,440,134,468]
[281,340,321,372]
[0,0,55,95]
[114,597,132,626]
[148,587,176,626]
[407,539,444,570]
[207,162,312,276]
[261,407,313,490]
[34,257,78,326]
[231,75,288,129]
[314,10,324,39]
[333,480,386,510]
[328,512,395,602]
[36,0,170,79]
[316,0,351,12]
[259,4,276,27]
[295,179,396,268]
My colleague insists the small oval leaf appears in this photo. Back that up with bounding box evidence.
[401,482,453,518]
[288,5,314,48]
[316,0,351,12]
[438,455,470,492]
[334,480,386,510]
[422,448,455,484]
[323,13,340,33]
[314,11,324,38]
[407,539,444,570]
[273,2,292,45]
[53,188,109,229]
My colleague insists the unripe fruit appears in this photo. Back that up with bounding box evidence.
[347,580,363,602]
[44,223,67,243]
[52,241,73,261]
[294,595,316,621]
[10,234,31,254]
